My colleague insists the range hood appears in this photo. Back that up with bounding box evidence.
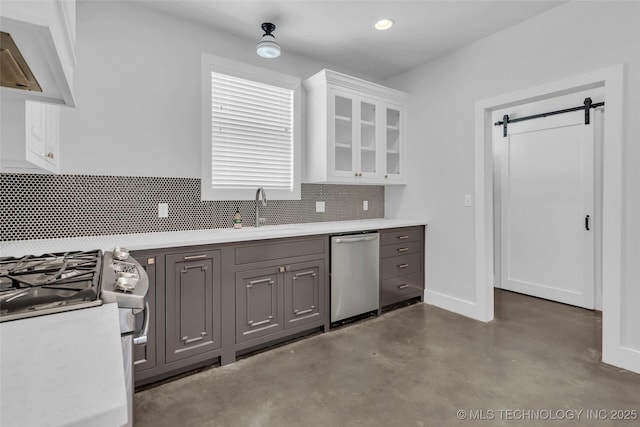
[1,31,42,92]
[0,1,76,107]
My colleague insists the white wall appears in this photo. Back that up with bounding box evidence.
[385,1,640,351]
[59,0,375,178]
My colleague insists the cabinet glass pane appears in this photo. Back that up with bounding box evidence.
[334,95,352,172]
[360,101,376,173]
[386,108,400,175]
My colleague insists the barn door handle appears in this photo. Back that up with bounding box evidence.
[585,215,590,231]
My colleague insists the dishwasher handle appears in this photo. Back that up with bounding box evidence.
[333,235,378,244]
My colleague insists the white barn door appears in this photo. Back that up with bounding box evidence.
[494,94,598,309]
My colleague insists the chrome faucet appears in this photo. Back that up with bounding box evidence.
[255,187,267,227]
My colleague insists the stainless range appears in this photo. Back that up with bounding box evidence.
[0,247,149,427]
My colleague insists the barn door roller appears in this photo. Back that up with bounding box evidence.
[495,97,605,137]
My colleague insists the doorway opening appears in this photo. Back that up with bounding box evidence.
[473,65,629,370]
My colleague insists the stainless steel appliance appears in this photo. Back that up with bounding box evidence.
[0,248,149,427]
[330,232,379,322]
[101,248,149,427]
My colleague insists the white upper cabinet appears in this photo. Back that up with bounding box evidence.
[0,0,76,106]
[304,69,408,185]
[0,97,60,174]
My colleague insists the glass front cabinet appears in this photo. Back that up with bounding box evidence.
[304,70,407,185]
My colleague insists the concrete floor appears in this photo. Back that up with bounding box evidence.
[135,290,640,426]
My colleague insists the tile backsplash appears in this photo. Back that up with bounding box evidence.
[0,174,384,241]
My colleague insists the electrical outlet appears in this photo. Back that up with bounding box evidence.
[464,195,472,207]
[363,200,369,211]
[316,201,325,213]
[158,203,169,218]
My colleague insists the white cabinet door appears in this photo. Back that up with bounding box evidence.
[357,98,380,181]
[382,103,405,183]
[25,100,59,173]
[329,89,357,181]
[329,89,385,182]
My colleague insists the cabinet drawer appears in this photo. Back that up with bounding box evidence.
[380,273,424,303]
[380,227,423,246]
[235,238,326,265]
[380,253,422,280]
[380,241,422,259]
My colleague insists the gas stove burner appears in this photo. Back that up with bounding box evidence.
[0,250,103,322]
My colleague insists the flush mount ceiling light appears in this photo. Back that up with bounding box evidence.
[374,18,394,31]
[256,22,281,58]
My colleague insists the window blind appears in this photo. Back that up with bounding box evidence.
[210,72,294,190]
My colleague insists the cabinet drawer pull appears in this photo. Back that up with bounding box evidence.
[397,235,410,240]
[183,254,207,260]
[397,263,409,269]
[182,331,207,344]
[397,247,409,252]
[397,284,410,289]
[294,307,315,316]
[249,316,273,327]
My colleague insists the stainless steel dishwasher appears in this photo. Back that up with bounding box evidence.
[331,232,379,322]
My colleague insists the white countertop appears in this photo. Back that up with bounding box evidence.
[0,303,127,427]
[0,218,426,257]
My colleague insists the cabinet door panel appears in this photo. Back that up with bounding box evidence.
[284,260,324,328]
[235,267,283,343]
[383,103,405,183]
[24,100,59,172]
[166,250,221,363]
[358,97,381,179]
[133,254,156,373]
[329,88,357,179]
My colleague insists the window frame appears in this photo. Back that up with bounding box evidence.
[201,54,301,201]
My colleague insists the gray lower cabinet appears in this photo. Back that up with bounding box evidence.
[379,226,425,307]
[284,261,323,328]
[165,250,221,363]
[234,258,326,345]
[235,266,284,343]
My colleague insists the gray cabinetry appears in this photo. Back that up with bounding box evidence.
[284,260,323,328]
[379,226,425,307]
[231,237,328,354]
[166,250,221,363]
[235,266,284,343]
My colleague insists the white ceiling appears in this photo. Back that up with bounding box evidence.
[130,0,566,80]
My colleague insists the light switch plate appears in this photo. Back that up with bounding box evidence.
[363,200,369,211]
[316,201,325,213]
[464,195,472,207]
[158,203,169,218]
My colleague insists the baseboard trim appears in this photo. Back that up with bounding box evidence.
[423,289,487,321]
[603,345,640,375]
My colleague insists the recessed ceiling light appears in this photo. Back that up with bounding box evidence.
[374,19,394,31]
